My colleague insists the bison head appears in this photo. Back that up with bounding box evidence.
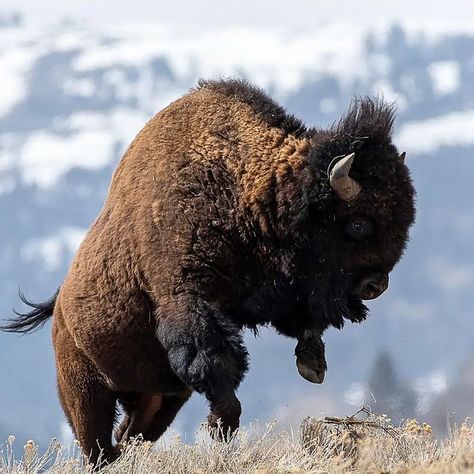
[279,99,416,384]
[327,151,394,301]
[291,98,416,331]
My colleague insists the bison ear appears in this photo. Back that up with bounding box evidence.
[327,152,362,202]
[399,151,406,164]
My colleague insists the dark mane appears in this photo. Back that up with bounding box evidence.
[331,96,396,146]
[197,78,308,137]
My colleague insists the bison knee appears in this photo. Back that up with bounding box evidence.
[157,299,249,397]
[167,342,246,396]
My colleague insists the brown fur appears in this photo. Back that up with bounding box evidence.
[2,79,415,466]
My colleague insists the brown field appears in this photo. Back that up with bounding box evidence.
[2,410,474,473]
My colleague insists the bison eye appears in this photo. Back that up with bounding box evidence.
[345,217,373,241]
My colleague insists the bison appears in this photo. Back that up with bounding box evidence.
[2,79,415,465]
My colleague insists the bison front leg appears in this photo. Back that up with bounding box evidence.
[157,298,248,439]
[295,329,327,384]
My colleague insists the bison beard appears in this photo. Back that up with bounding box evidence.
[0,78,415,467]
[313,275,370,328]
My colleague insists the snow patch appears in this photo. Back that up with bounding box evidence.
[20,130,114,188]
[428,61,460,96]
[1,108,150,189]
[72,22,368,96]
[396,110,474,154]
[63,77,96,97]
[22,227,86,270]
[0,45,35,117]
[63,108,150,141]
[372,80,408,111]
[368,53,392,76]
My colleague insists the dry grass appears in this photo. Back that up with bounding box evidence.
[2,409,474,473]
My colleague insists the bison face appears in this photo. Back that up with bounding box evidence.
[343,216,389,300]
[300,143,415,330]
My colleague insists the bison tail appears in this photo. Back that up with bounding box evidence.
[0,289,59,334]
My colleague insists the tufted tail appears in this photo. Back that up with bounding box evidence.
[0,289,59,334]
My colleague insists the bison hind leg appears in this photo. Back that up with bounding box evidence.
[115,390,192,445]
[54,326,118,467]
[114,392,140,443]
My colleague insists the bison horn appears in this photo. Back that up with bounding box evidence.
[328,152,361,201]
[399,151,406,163]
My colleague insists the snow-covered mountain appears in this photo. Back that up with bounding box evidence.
[1,15,474,445]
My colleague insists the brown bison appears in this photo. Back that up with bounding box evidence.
[2,79,415,465]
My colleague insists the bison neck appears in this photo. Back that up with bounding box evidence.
[226,275,311,338]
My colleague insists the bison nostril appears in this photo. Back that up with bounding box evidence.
[355,273,389,300]
[366,282,380,294]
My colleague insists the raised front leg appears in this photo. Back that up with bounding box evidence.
[156,297,248,438]
[295,329,327,384]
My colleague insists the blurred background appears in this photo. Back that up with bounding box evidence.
[1,0,474,448]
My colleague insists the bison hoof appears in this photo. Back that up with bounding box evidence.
[207,395,241,442]
[114,415,130,443]
[296,358,326,383]
[295,330,327,384]
[207,412,239,442]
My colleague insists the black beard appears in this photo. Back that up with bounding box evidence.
[307,275,369,330]
[235,271,369,337]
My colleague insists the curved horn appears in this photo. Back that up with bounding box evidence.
[399,151,406,163]
[328,152,361,201]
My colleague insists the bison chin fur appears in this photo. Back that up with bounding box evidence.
[308,280,369,331]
